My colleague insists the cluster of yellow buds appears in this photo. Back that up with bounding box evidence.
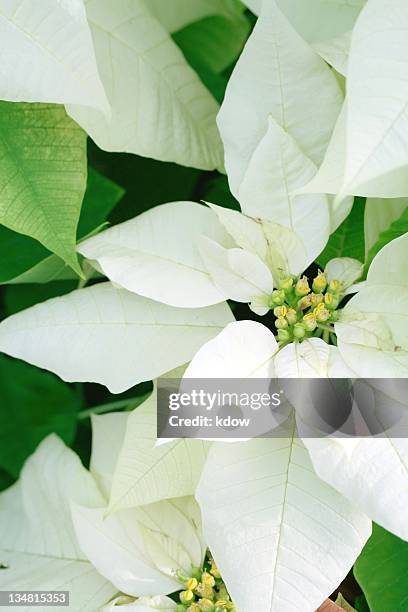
[269,271,343,345]
[176,556,236,612]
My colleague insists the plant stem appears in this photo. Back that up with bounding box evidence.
[317,323,335,333]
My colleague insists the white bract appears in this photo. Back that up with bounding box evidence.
[336,233,408,377]
[0,0,223,170]
[66,0,223,170]
[303,0,408,199]
[0,0,109,113]
[0,415,205,608]
[0,282,233,393]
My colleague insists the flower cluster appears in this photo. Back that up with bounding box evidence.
[269,271,343,345]
[176,556,235,611]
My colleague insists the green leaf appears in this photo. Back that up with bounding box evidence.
[365,205,408,273]
[0,167,124,284]
[317,197,365,268]
[0,102,87,274]
[0,468,13,493]
[354,524,408,612]
[173,15,250,74]
[173,14,250,103]
[0,355,82,478]
[202,175,240,210]
[4,281,77,316]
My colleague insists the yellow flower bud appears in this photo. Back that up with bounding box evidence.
[312,271,327,293]
[324,292,339,310]
[275,316,288,330]
[328,279,341,293]
[196,584,214,599]
[286,308,297,325]
[201,572,215,588]
[180,590,195,604]
[297,294,312,310]
[295,276,310,296]
[198,599,215,611]
[310,292,324,306]
[315,307,331,322]
[303,312,317,331]
[274,305,288,318]
[271,289,285,305]
[186,577,199,591]
[187,605,202,612]
[279,276,294,292]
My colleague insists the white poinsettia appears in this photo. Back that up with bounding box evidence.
[0,414,206,609]
[0,0,109,113]
[1,0,223,170]
[243,0,364,45]
[302,0,408,199]
[0,434,116,609]
[335,233,408,377]
[66,0,223,170]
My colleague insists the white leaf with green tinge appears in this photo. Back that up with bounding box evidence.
[0,435,115,609]
[218,0,342,193]
[0,282,234,393]
[78,202,232,308]
[199,237,273,304]
[336,234,408,377]
[67,0,223,170]
[109,391,209,511]
[0,0,108,112]
[197,433,371,612]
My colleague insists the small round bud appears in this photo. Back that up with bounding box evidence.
[186,577,199,590]
[277,329,291,343]
[180,590,195,604]
[310,293,324,306]
[275,316,288,330]
[324,292,339,310]
[286,308,298,325]
[312,271,327,293]
[293,323,306,339]
[295,276,310,296]
[187,605,202,612]
[328,279,341,294]
[274,305,288,318]
[271,289,285,306]
[297,294,312,310]
[303,313,317,332]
